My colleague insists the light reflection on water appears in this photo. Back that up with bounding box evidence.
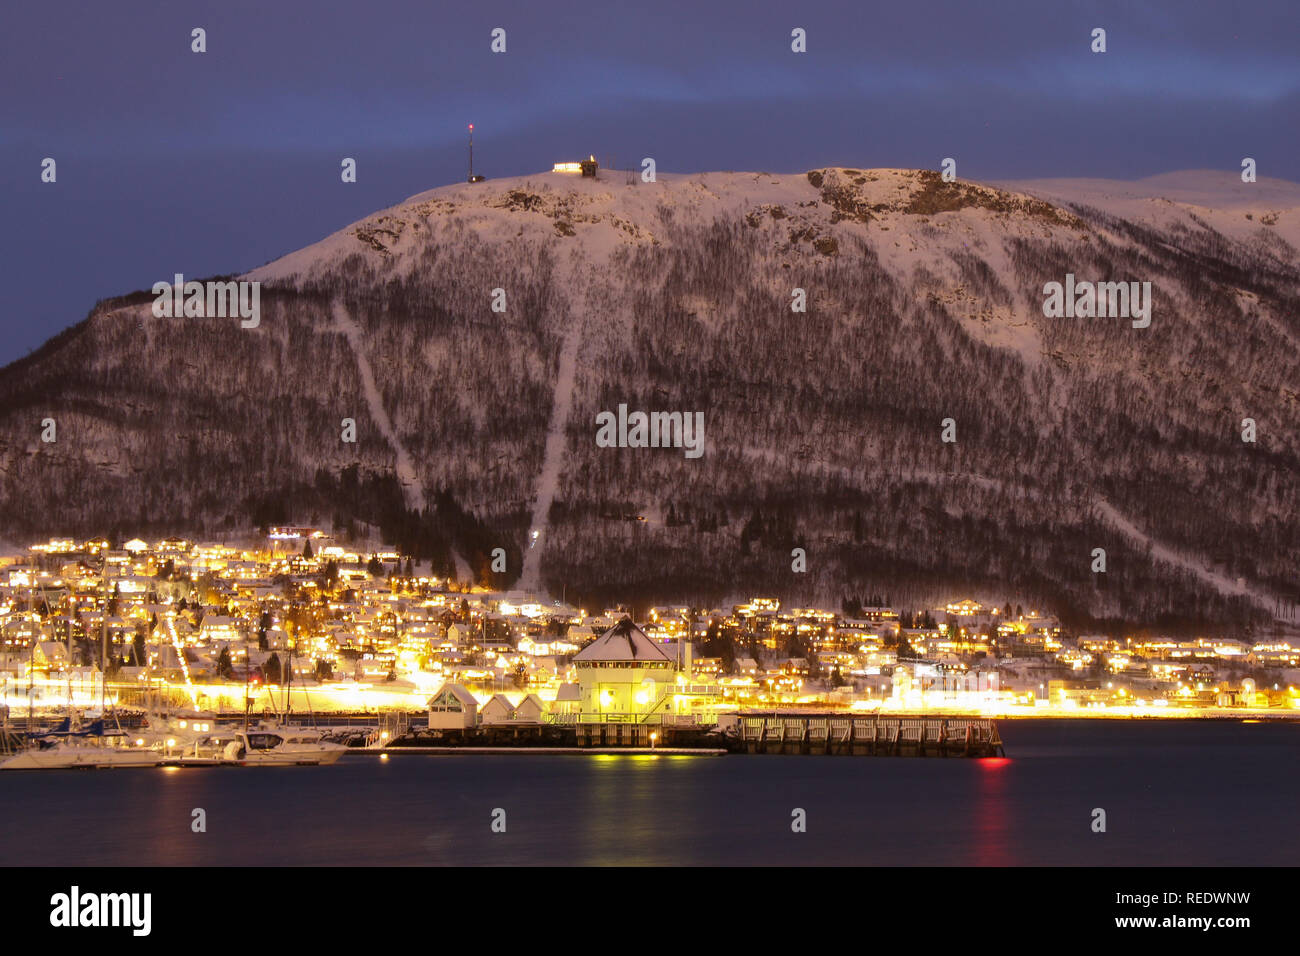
[1,720,1296,866]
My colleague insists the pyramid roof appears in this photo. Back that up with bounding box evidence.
[573,617,673,663]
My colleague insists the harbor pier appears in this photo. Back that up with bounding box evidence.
[732,714,1005,757]
[377,712,1005,756]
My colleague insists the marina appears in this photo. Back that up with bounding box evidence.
[0,709,348,770]
[0,706,1006,765]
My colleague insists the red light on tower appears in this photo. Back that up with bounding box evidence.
[467,124,485,183]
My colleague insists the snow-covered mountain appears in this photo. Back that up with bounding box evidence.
[3,166,1298,632]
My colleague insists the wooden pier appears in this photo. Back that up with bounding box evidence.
[575,723,658,748]
[357,746,725,756]
[732,714,1005,757]
[374,714,1004,757]
[389,722,718,751]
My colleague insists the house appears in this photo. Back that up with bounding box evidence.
[447,623,476,647]
[515,693,544,722]
[694,657,723,678]
[32,642,70,673]
[565,625,598,645]
[1248,642,1300,667]
[944,599,985,618]
[480,693,516,725]
[860,606,900,624]
[781,657,810,677]
[480,692,546,725]
[199,615,243,643]
[427,683,478,730]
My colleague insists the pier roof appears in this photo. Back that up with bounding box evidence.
[574,617,672,663]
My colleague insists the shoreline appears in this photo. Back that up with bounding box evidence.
[920,710,1300,722]
[358,746,726,756]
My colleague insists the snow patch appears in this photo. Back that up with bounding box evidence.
[331,300,426,513]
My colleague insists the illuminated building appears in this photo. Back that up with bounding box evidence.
[572,617,677,719]
[427,682,478,730]
[552,156,599,176]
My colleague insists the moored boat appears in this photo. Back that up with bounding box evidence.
[0,734,162,770]
[224,728,348,766]
[163,726,348,767]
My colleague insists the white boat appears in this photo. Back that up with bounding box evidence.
[164,725,349,767]
[133,712,229,753]
[0,737,162,770]
[221,728,348,766]
[164,732,241,766]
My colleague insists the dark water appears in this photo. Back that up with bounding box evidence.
[2,719,1296,866]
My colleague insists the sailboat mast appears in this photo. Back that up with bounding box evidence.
[27,606,34,733]
[243,633,251,734]
[284,633,292,722]
[63,574,72,720]
[101,556,108,716]
[27,580,35,732]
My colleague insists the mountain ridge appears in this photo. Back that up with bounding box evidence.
[3,166,1298,634]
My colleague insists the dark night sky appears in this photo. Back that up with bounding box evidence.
[2,0,1297,363]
